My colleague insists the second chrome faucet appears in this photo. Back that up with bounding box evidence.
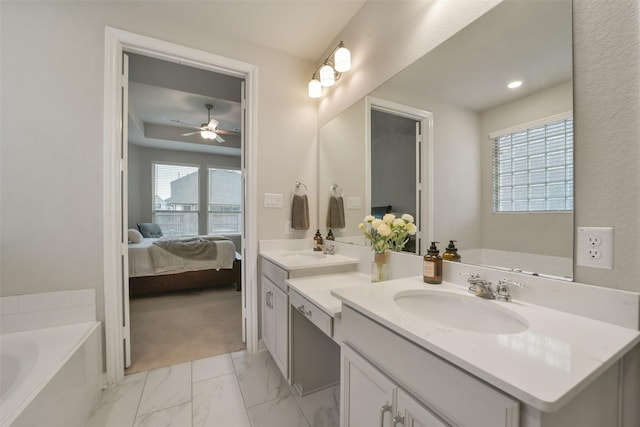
[462,273,525,302]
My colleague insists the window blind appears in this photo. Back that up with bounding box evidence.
[492,116,573,213]
[153,163,199,236]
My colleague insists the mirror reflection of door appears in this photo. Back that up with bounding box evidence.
[370,109,420,254]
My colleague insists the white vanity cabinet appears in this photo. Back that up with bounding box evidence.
[260,254,359,381]
[340,306,520,427]
[342,344,446,427]
[261,258,290,378]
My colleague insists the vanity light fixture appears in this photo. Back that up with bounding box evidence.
[508,80,523,89]
[308,41,351,98]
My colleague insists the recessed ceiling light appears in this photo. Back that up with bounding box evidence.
[508,80,523,89]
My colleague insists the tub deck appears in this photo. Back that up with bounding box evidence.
[1,321,101,427]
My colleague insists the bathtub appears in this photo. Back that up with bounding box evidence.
[1,321,102,427]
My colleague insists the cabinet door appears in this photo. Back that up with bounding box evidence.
[262,276,276,356]
[271,282,288,378]
[342,345,395,427]
[395,389,447,427]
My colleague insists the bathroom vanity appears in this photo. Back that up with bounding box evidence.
[332,278,640,427]
[260,240,640,426]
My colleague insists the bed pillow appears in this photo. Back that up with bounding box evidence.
[137,223,163,238]
[128,229,144,243]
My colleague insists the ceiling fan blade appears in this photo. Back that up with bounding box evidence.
[216,129,241,136]
[181,131,200,136]
[215,134,226,143]
[170,119,203,130]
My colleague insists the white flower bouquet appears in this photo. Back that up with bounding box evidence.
[359,213,417,253]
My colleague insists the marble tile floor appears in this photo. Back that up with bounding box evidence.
[87,349,340,427]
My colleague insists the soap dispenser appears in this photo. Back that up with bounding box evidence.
[326,229,335,241]
[423,241,443,284]
[443,240,461,262]
[313,229,323,251]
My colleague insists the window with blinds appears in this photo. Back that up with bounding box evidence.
[207,168,242,234]
[492,115,573,213]
[153,163,199,236]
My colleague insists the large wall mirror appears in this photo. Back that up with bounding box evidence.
[319,0,574,280]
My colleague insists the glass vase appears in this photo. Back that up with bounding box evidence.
[371,251,389,282]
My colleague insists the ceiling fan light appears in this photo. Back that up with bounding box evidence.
[308,78,322,98]
[334,46,351,72]
[320,64,335,87]
[201,130,216,140]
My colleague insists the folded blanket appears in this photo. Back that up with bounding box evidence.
[153,237,223,260]
[291,194,310,230]
[327,195,345,228]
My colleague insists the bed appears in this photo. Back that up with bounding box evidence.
[128,235,241,297]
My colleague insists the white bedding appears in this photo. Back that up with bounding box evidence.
[128,236,236,278]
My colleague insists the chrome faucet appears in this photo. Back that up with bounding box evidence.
[323,242,336,255]
[495,278,525,302]
[462,273,495,299]
[461,273,525,302]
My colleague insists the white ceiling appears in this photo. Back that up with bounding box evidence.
[379,0,572,112]
[127,0,366,156]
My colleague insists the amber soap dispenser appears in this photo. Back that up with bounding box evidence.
[443,240,461,262]
[423,241,443,284]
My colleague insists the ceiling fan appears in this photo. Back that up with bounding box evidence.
[171,104,239,143]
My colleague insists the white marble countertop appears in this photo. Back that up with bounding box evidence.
[260,250,359,272]
[286,272,371,317]
[331,276,640,412]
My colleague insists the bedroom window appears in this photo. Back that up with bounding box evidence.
[153,163,199,237]
[492,114,573,213]
[208,168,242,234]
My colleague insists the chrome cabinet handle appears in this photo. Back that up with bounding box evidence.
[380,403,392,427]
[297,304,312,317]
[393,413,405,425]
[266,291,273,308]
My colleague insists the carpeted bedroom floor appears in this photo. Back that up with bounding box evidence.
[125,285,245,374]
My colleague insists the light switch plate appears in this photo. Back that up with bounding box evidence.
[264,193,283,208]
[576,226,613,269]
[347,196,361,209]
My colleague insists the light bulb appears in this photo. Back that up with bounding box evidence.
[201,130,216,140]
[320,64,335,87]
[508,80,523,89]
[308,78,322,98]
[334,46,351,72]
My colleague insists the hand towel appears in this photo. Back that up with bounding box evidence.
[291,194,310,230]
[327,195,346,228]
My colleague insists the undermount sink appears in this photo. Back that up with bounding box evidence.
[394,289,529,334]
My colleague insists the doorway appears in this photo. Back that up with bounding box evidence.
[124,52,246,373]
[366,97,433,255]
[104,27,259,386]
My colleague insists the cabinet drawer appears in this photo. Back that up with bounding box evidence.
[290,289,333,337]
[262,258,288,291]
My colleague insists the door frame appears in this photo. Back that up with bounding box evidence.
[365,96,433,254]
[103,27,259,385]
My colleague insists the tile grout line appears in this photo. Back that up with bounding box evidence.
[230,352,255,426]
[132,372,149,426]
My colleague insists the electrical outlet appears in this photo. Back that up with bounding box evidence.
[587,235,602,246]
[577,227,613,269]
